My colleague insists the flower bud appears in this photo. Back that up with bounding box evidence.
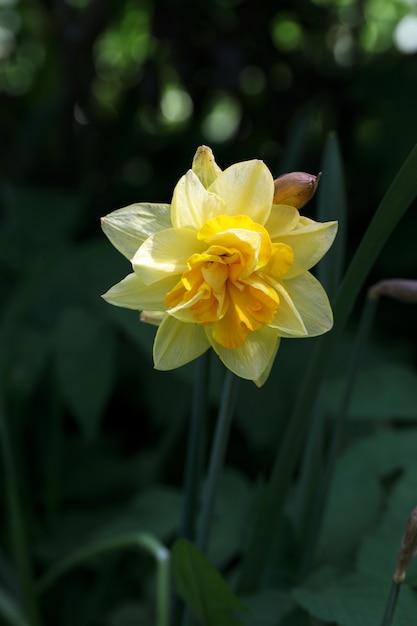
[394,505,417,583]
[273,171,321,209]
[368,279,417,303]
[140,310,165,326]
[192,145,222,189]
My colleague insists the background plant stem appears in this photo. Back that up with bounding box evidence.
[380,580,401,626]
[0,391,42,626]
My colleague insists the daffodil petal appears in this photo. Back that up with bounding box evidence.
[153,316,210,369]
[268,281,307,337]
[166,289,206,322]
[279,220,338,278]
[171,170,226,229]
[207,324,279,381]
[101,203,171,260]
[253,336,281,387]
[133,228,206,285]
[208,160,274,225]
[283,272,333,336]
[102,273,178,310]
[264,204,300,238]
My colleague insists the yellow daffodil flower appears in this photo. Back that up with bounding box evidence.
[101,146,337,385]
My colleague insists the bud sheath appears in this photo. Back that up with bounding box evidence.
[273,171,321,209]
[394,505,417,583]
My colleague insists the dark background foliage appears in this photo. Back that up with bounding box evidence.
[1,1,417,624]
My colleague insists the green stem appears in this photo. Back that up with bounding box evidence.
[196,369,239,554]
[179,352,210,541]
[181,370,239,626]
[380,580,401,626]
[38,534,170,626]
[237,140,417,593]
[0,392,42,626]
[175,353,210,626]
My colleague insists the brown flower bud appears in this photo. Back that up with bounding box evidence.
[368,279,417,303]
[393,506,417,583]
[273,171,321,209]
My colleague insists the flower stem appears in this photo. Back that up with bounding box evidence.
[174,353,210,626]
[0,390,42,626]
[179,352,210,541]
[380,580,402,626]
[196,369,239,554]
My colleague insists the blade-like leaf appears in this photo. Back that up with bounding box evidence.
[172,539,246,626]
[0,586,29,626]
[316,132,347,299]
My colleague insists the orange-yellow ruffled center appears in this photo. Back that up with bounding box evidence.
[164,215,294,348]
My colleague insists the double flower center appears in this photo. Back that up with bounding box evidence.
[165,214,294,348]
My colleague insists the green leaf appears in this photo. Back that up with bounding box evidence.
[171,538,246,626]
[317,430,417,566]
[239,589,295,626]
[327,363,417,420]
[357,468,417,581]
[98,486,182,541]
[54,307,116,440]
[293,572,417,626]
[316,132,347,300]
[316,440,383,564]
[208,469,252,568]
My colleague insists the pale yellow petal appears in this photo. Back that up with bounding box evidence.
[132,228,206,285]
[207,324,279,382]
[153,316,210,369]
[264,204,300,238]
[283,272,333,336]
[253,336,281,387]
[267,281,307,337]
[102,273,178,311]
[101,203,171,260]
[279,220,338,278]
[192,145,222,188]
[208,160,274,225]
[171,170,226,229]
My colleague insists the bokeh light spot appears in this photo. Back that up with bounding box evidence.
[202,94,241,143]
[271,13,303,51]
[239,65,266,96]
[394,14,417,53]
[160,85,193,125]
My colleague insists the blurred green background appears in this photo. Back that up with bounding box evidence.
[1,1,417,625]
